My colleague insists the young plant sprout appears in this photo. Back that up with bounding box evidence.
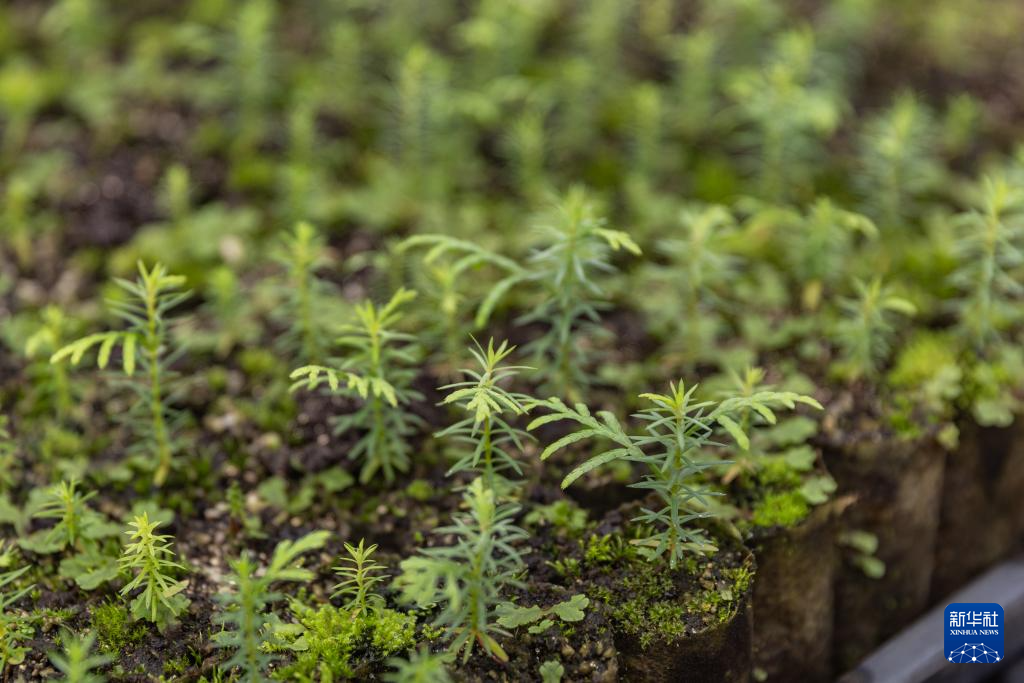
[398,236,524,368]
[0,565,34,670]
[273,221,337,362]
[214,531,328,682]
[48,631,111,683]
[832,277,916,380]
[398,478,527,663]
[31,479,97,551]
[857,92,940,228]
[25,305,76,419]
[640,204,739,367]
[727,28,842,202]
[290,287,423,483]
[531,382,820,568]
[332,539,387,617]
[519,189,640,398]
[384,646,453,683]
[774,198,878,310]
[119,512,189,630]
[51,262,189,486]
[436,339,534,492]
[949,174,1024,347]
[229,0,275,170]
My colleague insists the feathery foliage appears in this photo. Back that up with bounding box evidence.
[857,92,940,228]
[384,646,453,683]
[0,565,33,671]
[48,631,111,683]
[214,531,328,682]
[119,512,189,629]
[436,339,533,491]
[51,262,189,486]
[398,478,527,663]
[291,287,423,483]
[727,28,842,201]
[531,382,820,567]
[332,539,388,617]
[642,204,739,365]
[832,277,917,380]
[398,235,523,361]
[273,221,336,362]
[949,174,1024,347]
[518,188,640,398]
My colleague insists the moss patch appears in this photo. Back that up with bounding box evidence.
[581,536,752,651]
[750,490,810,528]
[91,601,146,655]
[275,605,416,679]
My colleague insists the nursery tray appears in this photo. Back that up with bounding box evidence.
[839,554,1024,683]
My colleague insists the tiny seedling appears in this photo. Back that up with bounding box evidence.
[24,305,77,419]
[398,478,527,663]
[214,531,328,682]
[727,28,841,201]
[384,646,453,683]
[290,287,424,484]
[640,204,739,366]
[398,236,523,366]
[19,480,120,589]
[436,339,534,491]
[949,174,1024,347]
[517,189,640,398]
[531,382,820,567]
[332,539,387,617]
[272,222,337,362]
[832,277,916,380]
[0,565,33,671]
[48,631,112,683]
[51,262,189,486]
[857,92,940,227]
[769,198,877,310]
[539,660,565,683]
[119,513,189,630]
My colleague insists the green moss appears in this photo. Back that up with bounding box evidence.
[751,490,810,528]
[238,348,284,378]
[755,458,802,489]
[606,555,752,649]
[404,479,433,502]
[91,601,145,655]
[524,500,588,536]
[371,609,417,653]
[164,655,188,675]
[583,534,632,565]
[277,605,416,679]
[420,623,446,642]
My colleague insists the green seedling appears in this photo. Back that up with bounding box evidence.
[398,478,527,663]
[52,262,189,486]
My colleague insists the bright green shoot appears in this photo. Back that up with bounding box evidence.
[833,277,916,380]
[332,539,387,617]
[32,479,96,551]
[531,382,820,567]
[273,221,335,362]
[291,287,423,484]
[119,512,189,630]
[520,187,640,398]
[48,631,112,683]
[398,478,526,663]
[51,261,189,486]
[436,339,534,491]
[214,531,328,682]
[950,174,1024,348]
